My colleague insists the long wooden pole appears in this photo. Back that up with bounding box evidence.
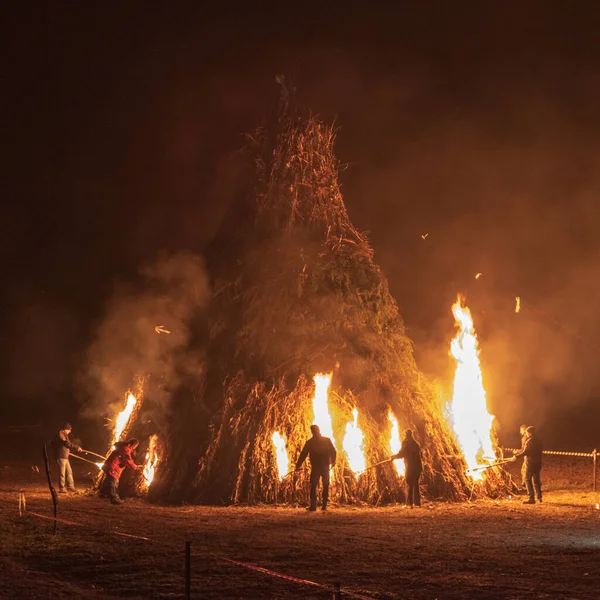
[593,449,597,493]
[42,443,58,535]
[70,453,102,468]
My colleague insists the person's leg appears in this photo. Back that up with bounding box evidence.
[321,468,330,509]
[533,466,542,502]
[65,459,75,490]
[521,463,527,489]
[57,459,67,491]
[109,476,122,504]
[406,478,414,506]
[524,464,535,503]
[309,469,318,510]
[413,476,421,507]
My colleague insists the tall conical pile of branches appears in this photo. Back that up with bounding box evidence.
[148,94,512,505]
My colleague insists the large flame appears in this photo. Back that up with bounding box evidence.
[311,373,335,444]
[342,408,367,474]
[449,297,496,479]
[112,392,137,446]
[143,434,159,486]
[271,431,289,481]
[388,411,405,477]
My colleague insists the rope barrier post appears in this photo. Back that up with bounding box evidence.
[185,540,191,600]
[333,581,341,599]
[593,449,597,493]
[43,443,58,535]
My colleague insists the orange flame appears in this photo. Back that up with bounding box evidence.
[449,297,496,479]
[143,434,159,487]
[271,431,289,481]
[342,408,366,474]
[388,411,405,477]
[311,373,335,444]
[112,392,137,446]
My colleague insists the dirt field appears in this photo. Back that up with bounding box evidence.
[1,460,599,599]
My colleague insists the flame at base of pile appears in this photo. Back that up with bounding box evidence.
[143,434,159,487]
[343,408,367,474]
[271,431,289,481]
[388,411,405,477]
[449,297,496,480]
[112,392,137,446]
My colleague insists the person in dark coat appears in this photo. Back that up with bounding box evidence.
[295,424,337,511]
[518,424,529,489]
[100,438,140,505]
[52,423,82,493]
[392,429,423,508]
[512,426,543,504]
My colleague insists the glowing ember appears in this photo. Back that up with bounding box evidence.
[143,434,159,486]
[596,503,599,510]
[112,392,137,446]
[311,373,335,443]
[449,297,496,480]
[388,411,405,477]
[271,431,289,481]
[515,296,521,313]
[475,272,482,280]
[343,408,367,474]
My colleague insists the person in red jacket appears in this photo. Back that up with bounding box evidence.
[100,438,140,505]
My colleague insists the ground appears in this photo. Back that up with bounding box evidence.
[0,459,598,599]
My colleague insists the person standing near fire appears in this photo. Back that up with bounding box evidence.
[51,422,82,493]
[518,424,529,490]
[512,426,543,504]
[295,424,337,511]
[100,438,141,505]
[392,429,422,508]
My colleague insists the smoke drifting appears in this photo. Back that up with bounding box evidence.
[81,252,210,424]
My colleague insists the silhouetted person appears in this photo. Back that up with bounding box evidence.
[296,424,337,511]
[512,426,543,504]
[518,424,529,490]
[100,438,140,505]
[51,422,82,493]
[392,429,422,508]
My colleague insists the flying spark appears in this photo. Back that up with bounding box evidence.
[421,233,429,240]
[515,297,521,313]
[475,273,482,280]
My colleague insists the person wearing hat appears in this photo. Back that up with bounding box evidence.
[52,422,82,493]
[392,429,423,508]
[512,426,543,504]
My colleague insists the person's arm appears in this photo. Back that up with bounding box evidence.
[393,445,407,460]
[60,432,81,452]
[329,440,337,466]
[513,437,531,459]
[296,442,309,470]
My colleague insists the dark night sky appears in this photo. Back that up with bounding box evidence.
[2,3,600,450]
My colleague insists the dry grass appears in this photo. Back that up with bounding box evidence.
[1,462,599,599]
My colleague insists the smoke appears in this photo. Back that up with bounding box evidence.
[81,252,210,422]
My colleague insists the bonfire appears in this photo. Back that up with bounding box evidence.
[107,90,512,505]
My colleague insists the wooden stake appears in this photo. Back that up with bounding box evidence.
[333,581,341,599]
[43,443,58,535]
[593,449,597,493]
[185,541,191,600]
